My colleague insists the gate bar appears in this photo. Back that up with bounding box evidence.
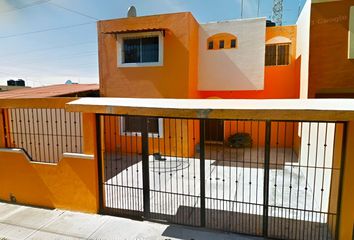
[200,119,206,227]
[96,114,104,213]
[335,122,348,240]
[263,120,271,237]
[142,117,150,217]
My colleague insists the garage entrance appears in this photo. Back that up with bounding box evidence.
[97,114,345,240]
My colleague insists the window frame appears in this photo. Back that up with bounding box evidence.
[208,41,214,50]
[120,116,164,138]
[117,31,164,68]
[265,43,291,66]
[230,39,237,48]
[219,40,225,49]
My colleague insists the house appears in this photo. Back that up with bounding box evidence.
[98,13,299,100]
[87,3,354,239]
[97,12,300,154]
[0,1,354,240]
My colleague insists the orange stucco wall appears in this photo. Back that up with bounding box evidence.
[199,25,299,99]
[0,112,99,213]
[103,116,198,158]
[98,12,199,99]
[309,1,354,98]
[103,118,296,160]
[0,151,98,213]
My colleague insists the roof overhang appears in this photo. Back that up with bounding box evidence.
[101,28,167,35]
[266,36,292,45]
[66,98,354,121]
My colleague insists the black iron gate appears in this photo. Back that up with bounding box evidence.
[97,114,345,240]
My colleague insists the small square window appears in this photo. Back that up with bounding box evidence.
[219,40,224,49]
[231,39,236,48]
[208,41,214,50]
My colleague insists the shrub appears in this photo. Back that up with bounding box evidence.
[227,132,252,148]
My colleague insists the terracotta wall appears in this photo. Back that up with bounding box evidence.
[98,12,199,99]
[199,26,300,99]
[309,0,354,97]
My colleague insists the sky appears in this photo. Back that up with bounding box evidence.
[0,0,305,87]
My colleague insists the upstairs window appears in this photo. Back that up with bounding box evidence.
[219,40,225,49]
[208,41,214,50]
[118,31,164,67]
[230,39,237,48]
[123,37,158,63]
[207,33,238,50]
[265,44,290,66]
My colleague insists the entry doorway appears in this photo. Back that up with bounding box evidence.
[205,119,224,142]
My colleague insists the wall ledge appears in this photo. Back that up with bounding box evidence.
[62,153,94,160]
[0,148,94,163]
[0,148,23,153]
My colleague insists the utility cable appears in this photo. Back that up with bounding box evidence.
[0,22,95,39]
[48,2,99,21]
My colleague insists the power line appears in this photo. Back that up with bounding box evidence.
[48,2,99,21]
[0,0,50,14]
[0,1,100,39]
[0,22,95,39]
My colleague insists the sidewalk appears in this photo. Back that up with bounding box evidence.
[0,202,261,240]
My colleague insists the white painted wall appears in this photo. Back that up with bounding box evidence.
[296,0,311,99]
[198,18,266,91]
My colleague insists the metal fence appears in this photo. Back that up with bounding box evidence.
[3,108,83,163]
[98,114,345,240]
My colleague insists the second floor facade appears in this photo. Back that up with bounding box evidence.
[98,12,299,99]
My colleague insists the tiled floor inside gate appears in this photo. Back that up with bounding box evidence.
[104,151,334,238]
